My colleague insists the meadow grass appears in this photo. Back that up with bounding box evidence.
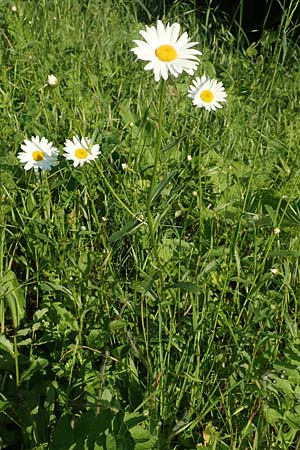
[1,0,300,448]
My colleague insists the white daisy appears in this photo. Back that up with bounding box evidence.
[63,136,101,167]
[17,136,58,172]
[188,75,227,111]
[131,20,201,82]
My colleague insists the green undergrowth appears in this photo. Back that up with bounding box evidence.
[1,0,300,448]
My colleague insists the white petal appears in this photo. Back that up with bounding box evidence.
[169,23,180,44]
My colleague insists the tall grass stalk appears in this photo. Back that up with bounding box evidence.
[146,79,166,266]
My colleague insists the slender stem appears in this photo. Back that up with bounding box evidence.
[94,161,136,219]
[13,334,20,387]
[198,121,205,243]
[146,80,166,262]
[145,80,166,420]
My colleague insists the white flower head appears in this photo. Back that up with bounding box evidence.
[17,136,58,172]
[131,20,201,82]
[188,75,227,111]
[63,136,101,167]
[47,74,58,86]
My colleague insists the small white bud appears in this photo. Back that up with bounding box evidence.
[11,5,17,12]
[273,227,280,235]
[121,163,128,170]
[47,74,58,86]
[187,155,192,161]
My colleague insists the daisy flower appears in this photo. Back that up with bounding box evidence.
[131,20,201,82]
[17,136,58,172]
[63,136,101,167]
[188,75,227,111]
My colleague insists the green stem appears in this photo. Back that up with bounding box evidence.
[198,121,205,246]
[13,334,20,387]
[94,161,136,218]
[146,80,166,262]
[145,80,166,419]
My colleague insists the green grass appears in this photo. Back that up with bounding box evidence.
[2,0,300,448]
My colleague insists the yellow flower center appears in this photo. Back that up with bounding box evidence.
[75,148,89,159]
[32,150,44,161]
[155,44,177,62]
[200,90,214,103]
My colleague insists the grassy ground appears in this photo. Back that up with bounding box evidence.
[2,0,300,448]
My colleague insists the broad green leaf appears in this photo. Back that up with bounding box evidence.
[52,304,79,331]
[0,334,14,356]
[130,424,156,449]
[265,406,282,424]
[106,434,117,450]
[49,415,74,450]
[1,270,25,329]
[20,358,49,383]
[284,411,300,429]
[110,320,127,330]
[269,376,294,395]
[200,260,219,275]
[283,351,300,373]
[273,361,300,381]
[78,253,89,273]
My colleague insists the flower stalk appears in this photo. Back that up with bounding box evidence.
[146,80,166,264]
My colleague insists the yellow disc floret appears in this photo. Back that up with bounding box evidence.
[75,148,89,159]
[32,150,44,161]
[200,90,214,103]
[155,44,177,62]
